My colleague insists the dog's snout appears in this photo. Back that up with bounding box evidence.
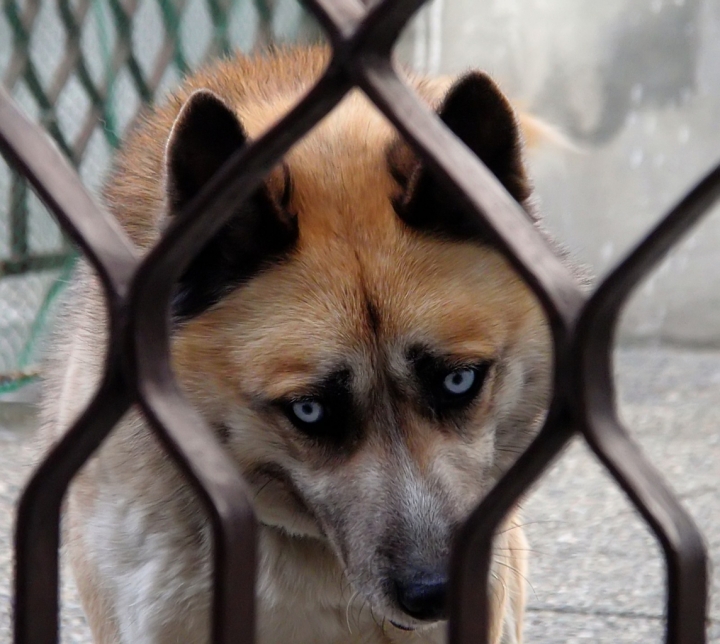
[394,573,448,622]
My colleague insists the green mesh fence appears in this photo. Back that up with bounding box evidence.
[0,0,319,393]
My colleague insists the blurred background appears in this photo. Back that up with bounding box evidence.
[0,1,718,642]
[0,0,321,394]
[1,0,720,393]
[414,0,720,348]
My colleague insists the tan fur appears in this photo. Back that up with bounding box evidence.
[41,45,552,644]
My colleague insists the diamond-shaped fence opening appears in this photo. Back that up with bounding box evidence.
[0,0,315,393]
[27,191,65,255]
[28,2,68,90]
[54,75,92,148]
[132,0,168,80]
[227,0,261,51]
[521,435,667,642]
[180,0,216,67]
[77,124,114,189]
[111,67,143,132]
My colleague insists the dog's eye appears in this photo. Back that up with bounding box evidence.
[281,396,351,444]
[291,400,324,424]
[431,362,492,413]
[277,370,356,444]
[408,346,494,418]
[442,368,475,395]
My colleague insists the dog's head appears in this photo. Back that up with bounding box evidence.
[165,70,551,628]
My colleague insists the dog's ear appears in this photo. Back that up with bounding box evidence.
[394,73,531,240]
[165,89,249,212]
[165,89,297,319]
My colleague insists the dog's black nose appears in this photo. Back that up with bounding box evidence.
[394,573,448,621]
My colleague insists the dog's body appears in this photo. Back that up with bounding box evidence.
[41,46,552,644]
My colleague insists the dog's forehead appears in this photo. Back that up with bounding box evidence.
[261,98,534,355]
[197,232,536,400]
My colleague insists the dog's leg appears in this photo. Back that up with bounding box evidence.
[501,516,527,644]
[488,512,527,644]
[66,476,212,644]
[68,537,122,644]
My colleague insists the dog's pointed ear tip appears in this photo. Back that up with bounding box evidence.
[440,71,516,120]
[177,89,231,116]
[168,89,240,142]
[454,70,496,89]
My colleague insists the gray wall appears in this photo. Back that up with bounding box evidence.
[400,0,720,346]
[2,0,718,354]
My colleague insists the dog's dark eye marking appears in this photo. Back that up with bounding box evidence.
[408,345,492,418]
[213,422,231,443]
[388,161,410,190]
[277,369,357,444]
[280,162,293,210]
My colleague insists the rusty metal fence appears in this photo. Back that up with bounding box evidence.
[0,0,714,642]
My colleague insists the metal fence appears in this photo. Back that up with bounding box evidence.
[0,0,316,390]
[0,0,715,642]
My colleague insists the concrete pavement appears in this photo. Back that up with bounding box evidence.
[0,346,718,642]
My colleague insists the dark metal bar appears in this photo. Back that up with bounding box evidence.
[572,165,720,644]
[351,53,585,644]
[4,0,716,642]
[14,367,132,644]
[0,86,136,295]
[0,84,137,644]
[126,66,353,644]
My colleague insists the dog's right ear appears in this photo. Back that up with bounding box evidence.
[390,73,532,242]
[165,89,298,319]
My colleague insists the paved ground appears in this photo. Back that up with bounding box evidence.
[0,346,718,643]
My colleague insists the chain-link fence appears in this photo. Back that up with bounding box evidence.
[0,0,320,392]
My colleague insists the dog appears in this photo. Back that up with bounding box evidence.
[39,45,552,643]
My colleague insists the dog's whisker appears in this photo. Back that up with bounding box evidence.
[337,575,353,602]
[252,478,274,500]
[493,547,548,557]
[345,588,360,634]
[494,559,539,602]
[495,519,566,535]
[368,601,383,631]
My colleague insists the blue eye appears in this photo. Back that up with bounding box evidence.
[291,400,324,424]
[442,368,476,395]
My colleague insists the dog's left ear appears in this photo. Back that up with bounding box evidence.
[164,89,250,212]
[165,89,298,319]
[395,72,531,239]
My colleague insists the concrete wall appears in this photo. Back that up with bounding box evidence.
[398,0,720,346]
